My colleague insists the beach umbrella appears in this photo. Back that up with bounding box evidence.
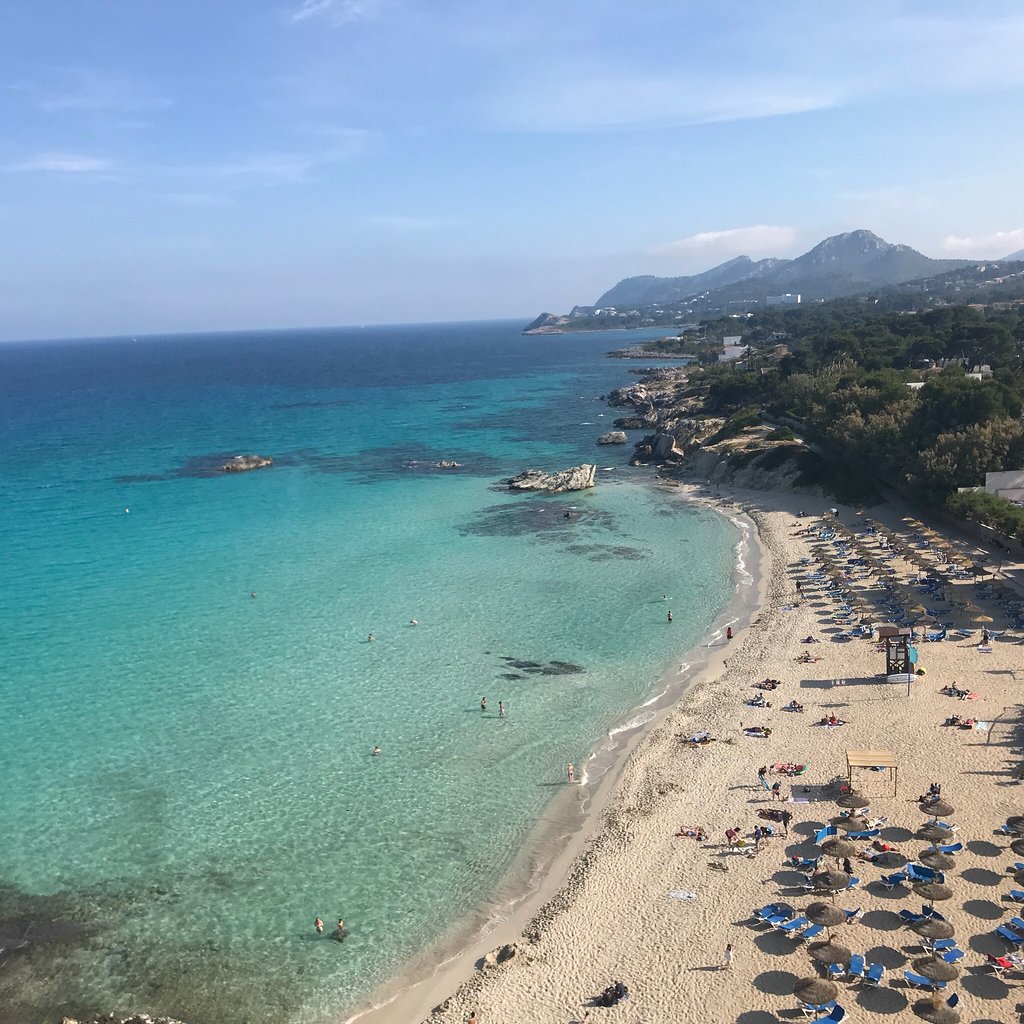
[813,870,853,896]
[831,814,870,831]
[913,956,961,982]
[918,823,951,842]
[972,613,994,624]
[1008,815,1024,828]
[911,918,955,941]
[919,850,957,871]
[820,837,859,861]
[914,881,954,904]
[808,939,853,965]
[836,793,871,809]
[793,977,839,1006]
[806,902,848,928]
[1010,839,1024,858]
[875,851,909,869]
[1013,870,1024,887]
[912,1000,959,1024]
[919,799,955,819]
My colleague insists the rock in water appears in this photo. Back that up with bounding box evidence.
[436,460,462,469]
[504,465,597,493]
[219,454,273,473]
[596,431,628,445]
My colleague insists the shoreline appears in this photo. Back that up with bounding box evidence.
[343,485,766,1024]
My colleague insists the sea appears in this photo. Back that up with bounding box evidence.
[0,320,740,1024]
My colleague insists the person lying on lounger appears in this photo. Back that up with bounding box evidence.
[783,700,804,712]
[744,725,772,737]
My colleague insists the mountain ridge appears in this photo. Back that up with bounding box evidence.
[595,229,971,307]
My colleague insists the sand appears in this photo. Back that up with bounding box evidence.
[366,485,1024,1024]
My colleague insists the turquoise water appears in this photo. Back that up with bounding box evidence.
[0,322,737,1023]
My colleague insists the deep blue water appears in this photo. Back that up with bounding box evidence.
[0,321,736,1023]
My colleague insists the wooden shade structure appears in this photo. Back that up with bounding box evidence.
[847,749,898,796]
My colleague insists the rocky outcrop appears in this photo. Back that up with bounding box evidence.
[632,432,685,465]
[596,431,628,445]
[219,454,272,473]
[607,383,652,407]
[504,465,597,493]
[481,942,526,969]
[60,1016,189,1024]
[614,414,656,429]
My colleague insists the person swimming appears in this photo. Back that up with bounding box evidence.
[371,745,381,756]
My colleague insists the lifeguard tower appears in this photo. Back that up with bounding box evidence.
[877,625,917,684]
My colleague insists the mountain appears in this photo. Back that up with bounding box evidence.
[595,230,971,308]
[596,255,780,307]
[1004,248,1024,261]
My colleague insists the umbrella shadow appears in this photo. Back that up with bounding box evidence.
[792,821,826,837]
[736,1013,777,1024]
[860,909,904,932]
[865,881,910,900]
[961,867,1005,887]
[967,932,1008,957]
[967,840,1004,857]
[962,972,1011,1000]
[855,986,907,1014]
[864,944,907,968]
[880,827,915,842]
[963,898,1005,920]
[754,931,799,957]
[752,969,799,995]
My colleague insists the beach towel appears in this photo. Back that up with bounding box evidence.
[667,890,698,901]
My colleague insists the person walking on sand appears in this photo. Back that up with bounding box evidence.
[722,943,734,970]
[725,826,739,848]
[771,781,782,801]
[781,809,792,836]
[757,765,768,783]
[314,917,324,934]
[466,1013,478,1024]
[567,762,575,783]
[726,626,733,641]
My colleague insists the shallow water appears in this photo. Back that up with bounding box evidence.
[0,321,737,1022]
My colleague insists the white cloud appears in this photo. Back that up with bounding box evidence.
[288,0,392,25]
[3,153,112,173]
[496,73,835,132]
[8,70,172,114]
[650,225,798,258]
[941,228,1024,257]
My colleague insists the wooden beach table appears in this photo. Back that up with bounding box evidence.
[847,748,898,797]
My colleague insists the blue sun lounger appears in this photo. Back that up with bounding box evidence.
[861,962,885,986]
[995,924,1024,946]
[904,970,945,990]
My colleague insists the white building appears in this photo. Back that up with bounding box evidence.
[719,336,748,362]
[984,471,1024,503]
[766,293,801,306]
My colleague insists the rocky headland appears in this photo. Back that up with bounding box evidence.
[504,465,596,493]
[59,1016,189,1024]
[219,454,273,473]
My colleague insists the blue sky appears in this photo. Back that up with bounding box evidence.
[3,0,1024,340]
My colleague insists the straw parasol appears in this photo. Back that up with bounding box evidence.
[793,977,839,1006]
[1013,870,1024,887]
[821,837,859,861]
[912,1001,959,1024]
[919,799,955,819]
[1011,838,1024,858]
[914,881,954,904]
[808,939,853,965]
[836,793,871,809]
[913,956,960,982]
[919,850,957,871]
[918,823,952,842]
[911,918,955,941]
[1007,815,1024,828]
[813,871,853,900]
[831,814,870,831]
[972,613,994,624]
[806,902,848,928]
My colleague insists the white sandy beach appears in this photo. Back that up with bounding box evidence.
[361,485,1024,1024]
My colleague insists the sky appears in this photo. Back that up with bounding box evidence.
[2,1,1024,340]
